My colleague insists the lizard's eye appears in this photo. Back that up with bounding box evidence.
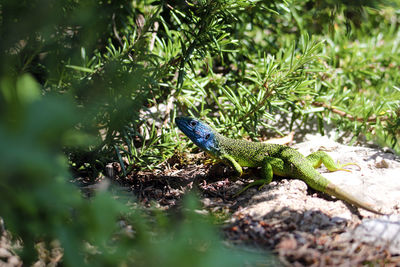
[205,133,211,140]
[190,120,197,127]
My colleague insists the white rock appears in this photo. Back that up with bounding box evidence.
[348,214,400,254]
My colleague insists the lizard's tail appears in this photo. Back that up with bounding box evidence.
[324,183,385,215]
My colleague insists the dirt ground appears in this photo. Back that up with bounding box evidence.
[122,135,400,266]
[1,135,400,266]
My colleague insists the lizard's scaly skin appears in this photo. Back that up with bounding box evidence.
[176,116,384,215]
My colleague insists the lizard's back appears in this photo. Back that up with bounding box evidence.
[217,134,318,182]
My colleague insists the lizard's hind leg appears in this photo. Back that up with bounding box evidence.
[306,151,360,172]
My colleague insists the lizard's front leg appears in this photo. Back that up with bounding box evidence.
[306,151,360,172]
[233,156,286,197]
[220,154,243,176]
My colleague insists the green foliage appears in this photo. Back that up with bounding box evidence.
[130,194,273,267]
[0,89,266,264]
[1,0,400,266]
[0,0,273,265]
[172,0,400,151]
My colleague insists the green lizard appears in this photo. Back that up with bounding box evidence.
[176,116,384,215]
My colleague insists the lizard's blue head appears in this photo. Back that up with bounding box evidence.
[175,116,219,154]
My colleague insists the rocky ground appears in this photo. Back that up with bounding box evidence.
[1,134,400,266]
[121,134,400,266]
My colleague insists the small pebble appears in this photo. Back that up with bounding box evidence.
[375,156,389,168]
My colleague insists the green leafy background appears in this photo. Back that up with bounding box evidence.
[0,0,399,265]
